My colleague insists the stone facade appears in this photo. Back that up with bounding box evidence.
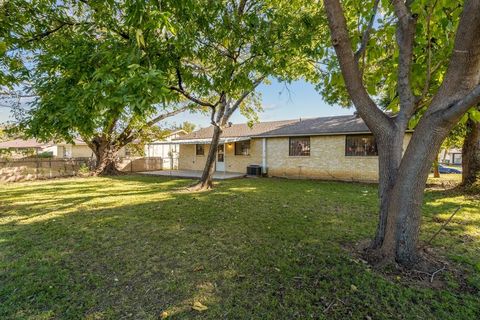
[178,134,412,182]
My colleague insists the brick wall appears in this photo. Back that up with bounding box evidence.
[265,134,411,182]
[178,144,211,171]
[223,140,262,173]
[178,140,263,174]
[178,134,412,182]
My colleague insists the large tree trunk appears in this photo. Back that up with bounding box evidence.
[371,117,449,266]
[90,137,122,176]
[461,117,480,187]
[371,129,404,249]
[324,0,480,268]
[189,125,223,191]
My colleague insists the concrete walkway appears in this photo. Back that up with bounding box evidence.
[139,170,245,180]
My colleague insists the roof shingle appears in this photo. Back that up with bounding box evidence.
[176,114,372,140]
[0,138,87,149]
[256,115,371,137]
[178,119,300,140]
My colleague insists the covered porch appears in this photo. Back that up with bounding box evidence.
[139,170,245,180]
[150,136,265,175]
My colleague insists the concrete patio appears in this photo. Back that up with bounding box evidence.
[139,170,246,180]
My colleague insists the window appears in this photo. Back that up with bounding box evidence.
[289,137,310,156]
[235,140,250,156]
[345,135,378,156]
[452,153,462,164]
[195,144,205,156]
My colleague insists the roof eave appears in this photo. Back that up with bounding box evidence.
[255,129,414,138]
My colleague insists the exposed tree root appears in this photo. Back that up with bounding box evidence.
[186,180,214,192]
[93,162,123,176]
[343,239,475,292]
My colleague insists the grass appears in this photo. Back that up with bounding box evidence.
[427,173,463,186]
[0,175,478,319]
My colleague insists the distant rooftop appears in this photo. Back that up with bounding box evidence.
[0,138,46,149]
[0,138,87,149]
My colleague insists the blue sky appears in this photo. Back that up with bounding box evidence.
[0,79,354,128]
[165,79,353,128]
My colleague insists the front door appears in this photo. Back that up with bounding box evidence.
[216,144,225,171]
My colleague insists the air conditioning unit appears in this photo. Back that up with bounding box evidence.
[247,164,262,176]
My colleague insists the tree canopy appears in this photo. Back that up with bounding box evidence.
[1,0,194,174]
[2,0,322,177]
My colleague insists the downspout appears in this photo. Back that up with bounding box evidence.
[262,138,267,175]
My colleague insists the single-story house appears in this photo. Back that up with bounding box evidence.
[42,139,96,158]
[166,114,412,182]
[0,138,127,159]
[439,148,462,165]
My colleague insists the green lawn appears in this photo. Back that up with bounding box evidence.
[0,176,478,319]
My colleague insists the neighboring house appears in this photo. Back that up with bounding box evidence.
[439,148,462,165]
[144,130,187,169]
[42,139,94,158]
[0,139,46,158]
[164,115,412,182]
[144,130,186,158]
[0,138,127,159]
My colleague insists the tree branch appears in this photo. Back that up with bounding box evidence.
[168,86,215,108]
[442,84,480,121]
[168,67,216,107]
[238,0,247,15]
[25,23,68,43]
[418,0,439,104]
[117,106,191,146]
[323,0,392,134]
[145,105,190,127]
[391,0,417,121]
[428,0,480,115]
[224,75,265,119]
[354,0,380,62]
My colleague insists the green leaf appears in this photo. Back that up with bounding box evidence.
[135,29,145,48]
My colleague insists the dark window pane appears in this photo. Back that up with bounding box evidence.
[195,144,205,156]
[217,144,224,162]
[345,135,378,156]
[289,137,310,156]
[235,140,250,155]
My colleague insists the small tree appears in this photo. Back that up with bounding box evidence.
[155,0,319,190]
[321,0,480,266]
[176,121,196,134]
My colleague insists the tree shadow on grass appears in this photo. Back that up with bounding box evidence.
[421,189,480,283]
[0,177,479,319]
[422,189,480,238]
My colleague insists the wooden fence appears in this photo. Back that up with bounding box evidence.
[117,157,168,172]
[0,157,169,182]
